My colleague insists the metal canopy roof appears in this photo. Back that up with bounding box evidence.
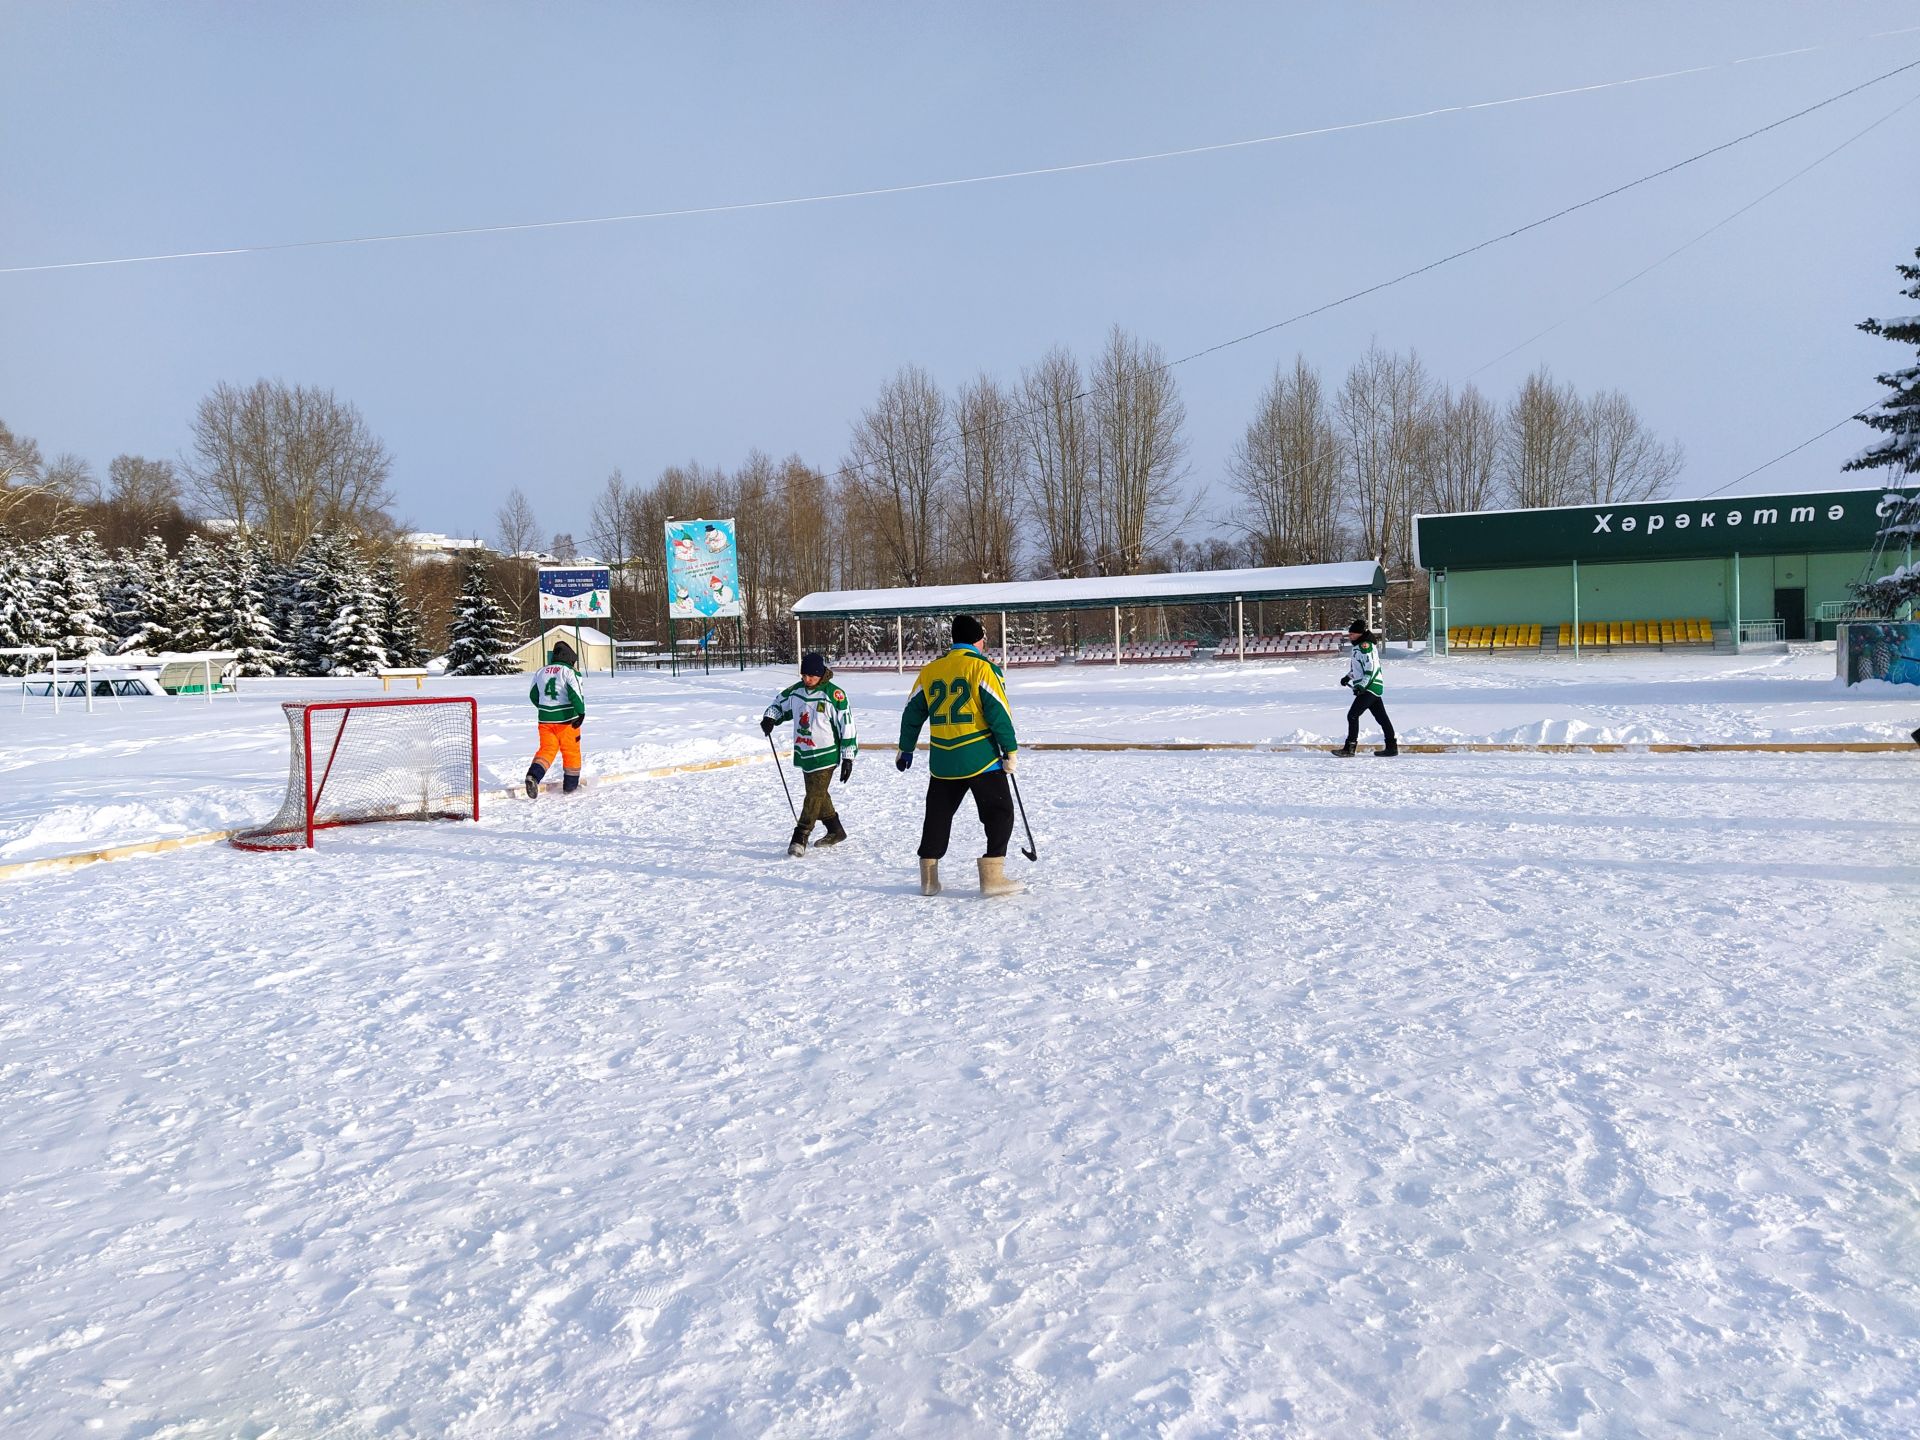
[792,561,1385,620]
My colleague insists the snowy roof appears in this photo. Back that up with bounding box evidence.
[793,561,1385,619]
[511,626,613,649]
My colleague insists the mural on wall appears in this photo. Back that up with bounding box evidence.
[1841,621,1920,686]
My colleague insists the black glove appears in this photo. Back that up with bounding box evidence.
[840,758,853,783]
[896,751,913,772]
[1339,675,1352,687]
[759,715,776,735]
[571,716,584,728]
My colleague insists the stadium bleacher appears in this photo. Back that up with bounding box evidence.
[1558,617,1714,649]
[1445,617,1715,653]
[1214,630,1347,659]
[1076,639,1199,664]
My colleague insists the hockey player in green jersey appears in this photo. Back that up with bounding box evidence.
[761,651,857,856]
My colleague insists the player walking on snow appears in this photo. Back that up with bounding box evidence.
[761,652,857,857]
[525,639,587,796]
[1334,621,1398,757]
[897,615,1023,897]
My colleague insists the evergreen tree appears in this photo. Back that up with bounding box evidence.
[210,535,288,675]
[371,554,427,668]
[1845,246,1920,618]
[172,533,227,652]
[106,535,179,653]
[290,532,387,676]
[0,527,46,674]
[38,531,112,659]
[445,553,520,675]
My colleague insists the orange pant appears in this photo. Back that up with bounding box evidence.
[533,721,582,774]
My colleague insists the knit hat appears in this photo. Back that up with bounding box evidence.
[1345,619,1369,638]
[951,615,985,645]
[550,639,578,667]
[800,651,828,676]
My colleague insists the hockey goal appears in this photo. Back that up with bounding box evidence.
[231,697,480,851]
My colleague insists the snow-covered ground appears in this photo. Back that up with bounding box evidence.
[1,652,1917,1437]
[1,645,1914,866]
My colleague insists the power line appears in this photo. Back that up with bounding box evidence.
[1468,87,1920,378]
[818,51,1920,575]
[1155,53,1920,376]
[4,26,1917,277]
[1695,401,1881,500]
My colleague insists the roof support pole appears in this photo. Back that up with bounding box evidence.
[1237,597,1245,662]
[1000,611,1008,669]
[896,615,904,674]
[1732,551,1742,655]
[1571,560,1580,660]
[793,615,801,666]
[1113,606,1122,668]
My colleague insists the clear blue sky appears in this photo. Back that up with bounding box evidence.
[4,1,1918,548]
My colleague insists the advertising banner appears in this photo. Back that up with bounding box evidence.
[665,518,743,619]
[1840,620,1920,686]
[538,566,612,621]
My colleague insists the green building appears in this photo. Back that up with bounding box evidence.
[1414,486,1910,654]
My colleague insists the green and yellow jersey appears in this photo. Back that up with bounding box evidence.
[899,644,1018,779]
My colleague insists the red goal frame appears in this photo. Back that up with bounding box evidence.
[231,696,481,852]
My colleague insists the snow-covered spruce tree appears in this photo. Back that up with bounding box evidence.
[371,554,427,668]
[171,533,226,653]
[1845,245,1920,618]
[106,535,179,654]
[0,527,46,674]
[445,553,519,675]
[37,531,113,660]
[290,532,386,676]
[211,535,288,676]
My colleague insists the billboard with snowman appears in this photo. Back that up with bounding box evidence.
[665,518,743,619]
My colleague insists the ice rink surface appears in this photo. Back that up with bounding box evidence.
[2,719,1917,1436]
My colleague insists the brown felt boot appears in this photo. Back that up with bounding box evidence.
[919,859,941,896]
[977,856,1025,898]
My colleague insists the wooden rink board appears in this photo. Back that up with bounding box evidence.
[1,741,1911,882]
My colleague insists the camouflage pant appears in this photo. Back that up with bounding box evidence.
[797,767,840,834]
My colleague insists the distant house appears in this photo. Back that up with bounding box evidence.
[507,626,614,674]
[402,532,490,564]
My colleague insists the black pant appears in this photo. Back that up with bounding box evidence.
[1346,690,1396,747]
[918,771,1015,859]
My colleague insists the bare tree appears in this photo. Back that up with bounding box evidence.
[184,379,395,559]
[952,375,1024,582]
[1016,347,1093,579]
[1338,344,1434,573]
[1498,366,1585,510]
[586,469,631,572]
[1227,355,1344,565]
[1422,383,1501,515]
[106,455,180,525]
[1088,326,1190,576]
[1576,389,1683,503]
[43,453,96,503]
[844,365,951,587]
[0,420,57,529]
[495,488,539,557]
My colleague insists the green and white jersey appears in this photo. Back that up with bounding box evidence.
[530,663,586,722]
[765,676,857,772]
[1347,642,1384,696]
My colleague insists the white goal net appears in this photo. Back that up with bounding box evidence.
[232,698,480,851]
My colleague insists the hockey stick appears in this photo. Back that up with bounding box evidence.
[769,732,797,820]
[1002,753,1037,862]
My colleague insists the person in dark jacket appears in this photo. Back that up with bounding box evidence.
[1334,621,1398,757]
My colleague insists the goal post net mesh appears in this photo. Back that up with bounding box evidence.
[232,698,479,851]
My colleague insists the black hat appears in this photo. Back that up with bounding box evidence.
[800,651,828,675]
[550,639,578,666]
[1345,619,1368,635]
[951,615,985,645]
